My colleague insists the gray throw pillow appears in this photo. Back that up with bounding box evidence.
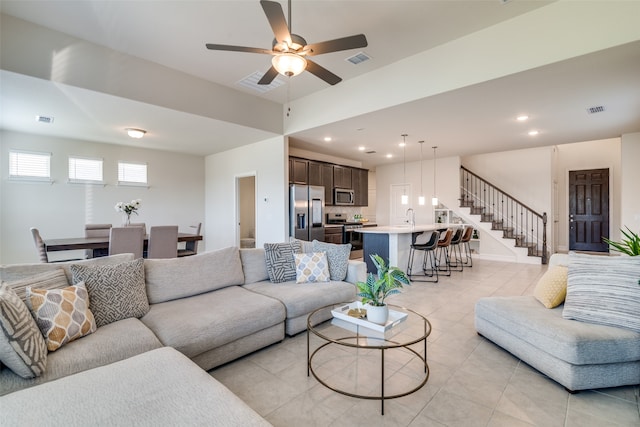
[312,240,352,281]
[0,284,47,378]
[563,252,640,333]
[4,269,69,304]
[70,258,149,328]
[264,241,302,283]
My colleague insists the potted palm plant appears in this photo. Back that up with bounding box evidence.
[602,227,640,256]
[355,254,410,324]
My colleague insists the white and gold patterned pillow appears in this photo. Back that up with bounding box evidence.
[0,284,47,378]
[28,284,97,352]
[295,252,330,284]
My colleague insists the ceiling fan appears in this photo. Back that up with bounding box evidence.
[205,0,368,86]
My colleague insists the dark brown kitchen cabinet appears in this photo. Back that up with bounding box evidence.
[324,227,343,244]
[352,168,368,206]
[290,158,308,184]
[333,165,352,189]
[308,161,334,204]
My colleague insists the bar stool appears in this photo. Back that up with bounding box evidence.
[436,229,453,276]
[460,226,474,267]
[407,230,440,283]
[449,227,464,272]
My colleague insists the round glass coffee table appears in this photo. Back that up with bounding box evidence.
[307,302,431,415]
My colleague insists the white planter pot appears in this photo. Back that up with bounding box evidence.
[366,304,389,325]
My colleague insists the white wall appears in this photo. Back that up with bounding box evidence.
[555,138,621,251]
[621,133,640,232]
[0,130,205,264]
[205,136,288,250]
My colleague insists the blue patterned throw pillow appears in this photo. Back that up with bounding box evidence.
[264,241,302,283]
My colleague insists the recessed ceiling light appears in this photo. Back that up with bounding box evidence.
[386,154,393,158]
[517,115,529,121]
[324,137,332,142]
[398,142,406,147]
[528,130,539,136]
[358,146,365,151]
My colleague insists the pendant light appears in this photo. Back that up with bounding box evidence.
[418,140,425,205]
[432,146,439,206]
[401,134,408,205]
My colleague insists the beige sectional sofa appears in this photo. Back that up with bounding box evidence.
[0,244,365,423]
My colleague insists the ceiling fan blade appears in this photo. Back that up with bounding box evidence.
[305,59,342,85]
[306,34,368,56]
[257,66,279,85]
[206,43,273,55]
[260,0,292,44]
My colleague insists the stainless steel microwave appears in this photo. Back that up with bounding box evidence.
[334,188,355,205]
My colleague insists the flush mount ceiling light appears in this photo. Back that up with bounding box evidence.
[517,115,529,121]
[271,52,307,77]
[126,128,146,139]
[323,136,332,142]
[528,130,539,136]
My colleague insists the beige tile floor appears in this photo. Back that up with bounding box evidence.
[210,258,640,426]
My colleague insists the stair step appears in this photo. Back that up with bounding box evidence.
[481,213,494,222]
[503,227,515,238]
[491,220,504,230]
[470,207,484,215]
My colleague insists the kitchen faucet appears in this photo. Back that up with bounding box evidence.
[406,208,415,227]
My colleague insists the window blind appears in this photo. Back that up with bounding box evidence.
[9,150,51,180]
[68,156,103,182]
[118,162,147,184]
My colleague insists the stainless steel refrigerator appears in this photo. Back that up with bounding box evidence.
[290,184,325,241]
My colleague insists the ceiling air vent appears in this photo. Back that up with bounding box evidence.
[35,115,54,124]
[346,52,371,65]
[366,150,376,154]
[237,71,284,93]
[586,105,605,114]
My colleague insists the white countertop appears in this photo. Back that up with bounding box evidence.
[356,224,447,234]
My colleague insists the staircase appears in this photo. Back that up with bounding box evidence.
[459,166,548,264]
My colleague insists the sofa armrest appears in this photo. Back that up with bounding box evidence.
[345,260,366,284]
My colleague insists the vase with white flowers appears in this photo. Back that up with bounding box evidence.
[115,199,142,226]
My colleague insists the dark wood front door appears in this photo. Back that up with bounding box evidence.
[569,169,609,252]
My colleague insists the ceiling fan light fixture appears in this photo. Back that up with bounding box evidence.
[272,53,307,77]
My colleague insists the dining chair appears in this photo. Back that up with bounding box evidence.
[30,227,84,263]
[178,222,202,257]
[109,226,144,259]
[85,223,112,258]
[126,222,147,235]
[147,226,179,259]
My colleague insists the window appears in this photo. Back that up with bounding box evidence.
[9,150,51,181]
[118,161,147,185]
[68,156,103,183]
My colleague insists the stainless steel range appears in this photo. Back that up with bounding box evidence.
[326,213,363,256]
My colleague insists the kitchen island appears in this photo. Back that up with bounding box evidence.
[357,225,463,273]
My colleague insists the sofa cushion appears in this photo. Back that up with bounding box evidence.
[244,279,356,320]
[295,252,330,283]
[70,258,149,327]
[563,252,640,333]
[264,241,302,283]
[240,248,269,284]
[4,269,69,304]
[533,265,568,308]
[1,347,271,426]
[0,284,47,379]
[144,246,245,304]
[0,317,163,396]
[312,240,352,281]
[475,295,640,365]
[141,286,285,358]
[0,253,134,284]
[27,285,96,352]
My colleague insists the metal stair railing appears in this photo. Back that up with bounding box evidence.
[460,166,548,264]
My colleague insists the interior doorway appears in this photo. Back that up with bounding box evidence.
[568,168,609,252]
[236,174,256,248]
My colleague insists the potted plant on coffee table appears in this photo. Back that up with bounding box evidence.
[355,254,410,324]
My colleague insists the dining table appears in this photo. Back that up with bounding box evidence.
[44,233,203,258]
